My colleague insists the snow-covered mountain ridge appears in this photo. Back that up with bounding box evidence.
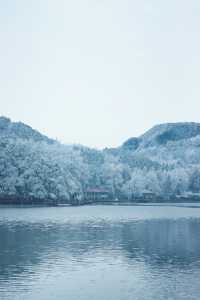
[0,116,200,202]
[121,122,200,150]
[0,116,54,144]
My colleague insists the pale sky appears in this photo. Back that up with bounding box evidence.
[0,0,200,148]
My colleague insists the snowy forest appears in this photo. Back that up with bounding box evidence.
[0,116,200,203]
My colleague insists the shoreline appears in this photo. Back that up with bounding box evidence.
[1,201,200,208]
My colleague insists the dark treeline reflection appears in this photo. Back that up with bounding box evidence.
[1,217,200,282]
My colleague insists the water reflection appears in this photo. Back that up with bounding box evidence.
[0,206,200,300]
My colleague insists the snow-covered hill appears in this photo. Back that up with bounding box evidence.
[0,117,200,203]
[0,116,54,144]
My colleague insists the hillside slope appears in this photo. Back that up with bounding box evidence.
[0,117,200,203]
[0,116,54,144]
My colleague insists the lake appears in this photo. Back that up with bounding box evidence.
[1,204,200,300]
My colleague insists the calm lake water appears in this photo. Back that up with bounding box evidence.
[1,204,200,300]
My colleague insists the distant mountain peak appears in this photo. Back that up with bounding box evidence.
[121,122,200,150]
[141,122,200,146]
[0,116,54,144]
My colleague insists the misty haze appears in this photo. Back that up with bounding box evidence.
[1,1,200,299]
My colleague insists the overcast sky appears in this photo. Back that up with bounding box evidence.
[0,0,200,148]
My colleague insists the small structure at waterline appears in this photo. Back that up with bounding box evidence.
[84,188,110,202]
